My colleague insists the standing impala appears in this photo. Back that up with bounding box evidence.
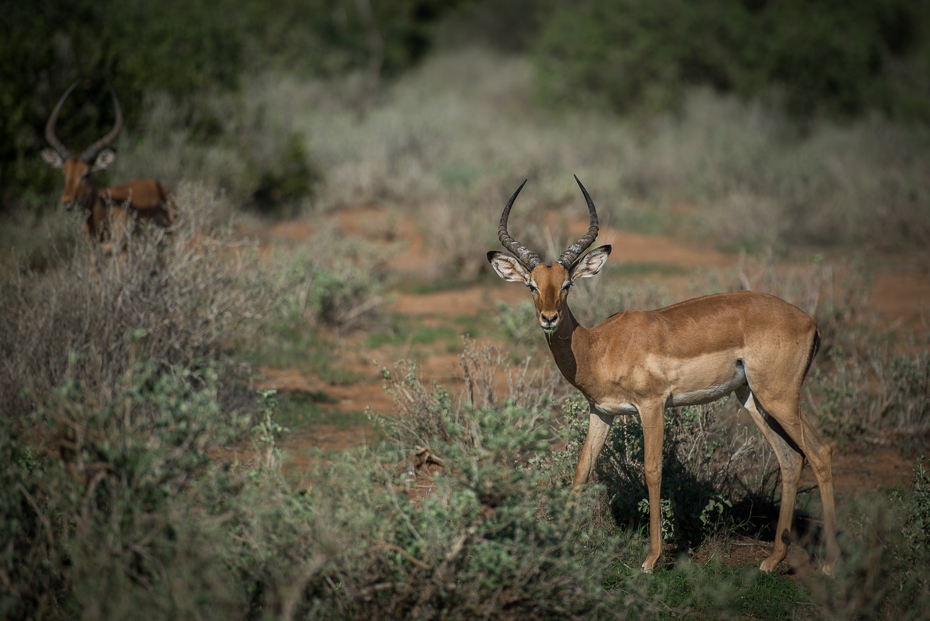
[41,81,174,251]
[487,177,838,575]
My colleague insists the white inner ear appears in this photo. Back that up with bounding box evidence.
[41,149,63,169]
[489,253,531,284]
[93,149,116,172]
[570,246,610,281]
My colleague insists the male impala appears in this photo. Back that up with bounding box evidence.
[487,177,838,575]
[41,81,174,251]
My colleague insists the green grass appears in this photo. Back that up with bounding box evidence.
[365,314,461,350]
[603,561,814,620]
[249,322,363,385]
[275,390,368,429]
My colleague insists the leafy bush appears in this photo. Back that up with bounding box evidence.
[249,132,322,218]
[376,341,562,452]
[366,352,632,619]
[255,236,385,342]
[533,0,930,120]
[0,358,249,619]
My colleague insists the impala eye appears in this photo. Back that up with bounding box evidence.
[527,283,538,293]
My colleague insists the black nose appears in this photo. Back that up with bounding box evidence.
[541,313,557,324]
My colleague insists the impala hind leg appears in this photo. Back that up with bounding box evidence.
[740,385,838,575]
[735,386,803,573]
[793,411,838,576]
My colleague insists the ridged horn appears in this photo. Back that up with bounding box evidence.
[79,81,123,163]
[498,179,542,271]
[45,80,80,160]
[556,175,599,268]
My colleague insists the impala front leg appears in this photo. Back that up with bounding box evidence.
[640,402,665,573]
[571,410,614,491]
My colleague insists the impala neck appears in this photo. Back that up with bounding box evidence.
[544,303,589,388]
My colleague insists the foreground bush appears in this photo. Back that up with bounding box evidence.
[1,351,628,619]
[0,359,247,619]
[5,340,930,618]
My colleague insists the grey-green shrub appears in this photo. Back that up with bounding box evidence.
[0,184,267,418]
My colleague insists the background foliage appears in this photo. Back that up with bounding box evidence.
[5,0,930,211]
[533,0,930,119]
[0,0,457,210]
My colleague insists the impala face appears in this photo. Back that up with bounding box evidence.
[528,263,571,334]
[41,79,122,214]
[488,249,610,335]
[41,148,116,212]
[486,176,610,335]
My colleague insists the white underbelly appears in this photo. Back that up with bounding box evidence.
[589,361,747,416]
[593,401,639,416]
[666,362,747,408]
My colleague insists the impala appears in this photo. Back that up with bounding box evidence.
[41,81,175,252]
[487,177,838,575]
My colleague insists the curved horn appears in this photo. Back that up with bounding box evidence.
[45,80,80,160]
[498,179,542,271]
[556,175,599,268]
[79,81,123,163]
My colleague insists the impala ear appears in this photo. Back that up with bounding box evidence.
[487,251,531,284]
[570,245,611,281]
[41,148,64,168]
[92,149,116,172]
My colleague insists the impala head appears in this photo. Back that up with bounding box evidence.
[41,80,122,212]
[487,176,611,335]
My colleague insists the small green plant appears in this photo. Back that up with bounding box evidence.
[904,455,930,550]
[253,389,289,470]
[638,497,675,542]
[700,495,733,528]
